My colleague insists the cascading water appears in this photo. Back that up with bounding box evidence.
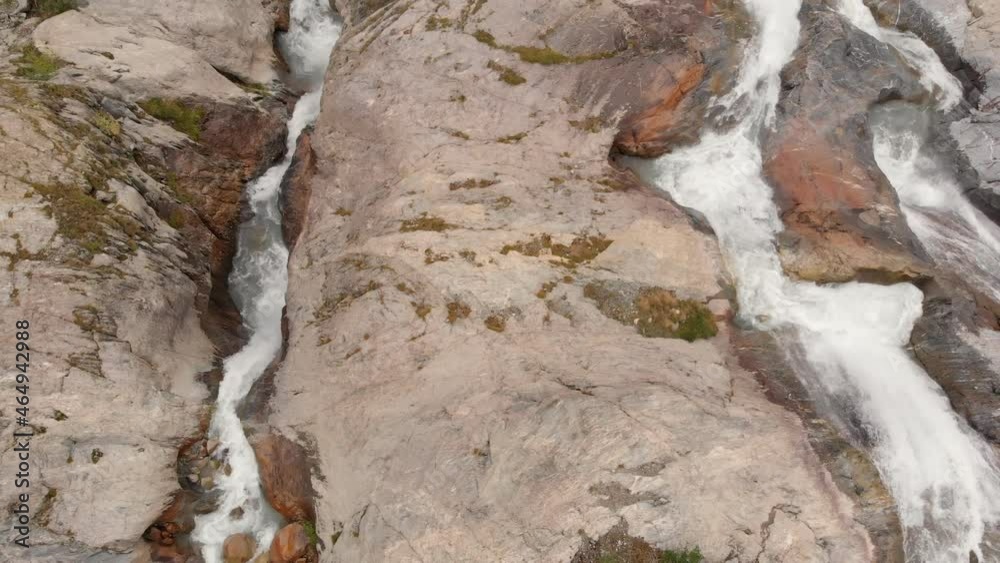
[872,104,1000,304]
[630,0,1000,561]
[191,2,341,561]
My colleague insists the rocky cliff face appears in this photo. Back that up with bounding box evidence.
[2,0,1000,562]
[0,2,288,561]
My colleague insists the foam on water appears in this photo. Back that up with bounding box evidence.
[633,0,1000,560]
[191,1,340,561]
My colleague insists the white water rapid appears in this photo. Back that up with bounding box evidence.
[191,2,341,561]
[872,104,1000,305]
[631,0,1000,561]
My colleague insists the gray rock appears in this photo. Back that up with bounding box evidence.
[99,96,138,122]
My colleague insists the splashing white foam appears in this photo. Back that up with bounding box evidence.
[873,105,1000,304]
[191,1,340,561]
[632,0,1000,560]
[837,0,963,110]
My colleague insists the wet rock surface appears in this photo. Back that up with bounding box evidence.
[765,2,932,283]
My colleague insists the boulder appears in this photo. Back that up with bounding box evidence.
[763,4,931,282]
[223,533,257,563]
[269,523,310,563]
[253,434,316,522]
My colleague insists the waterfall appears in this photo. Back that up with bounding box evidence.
[630,0,1000,560]
[191,2,341,561]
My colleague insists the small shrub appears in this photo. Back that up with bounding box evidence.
[138,98,205,141]
[93,111,121,137]
[15,45,66,81]
[90,448,103,464]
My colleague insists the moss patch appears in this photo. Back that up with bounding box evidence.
[412,302,432,320]
[496,131,527,143]
[484,314,506,332]
[474,29,617,65]
[583,282,717,342]
[446,301,471,323]
[486,60,525,85]
[313,281,382,322]
[301,521,319,546]
[31,0,77,19]
[426,14,453,30]
[570,116,604,133]
[501,233,612,266]
[572,521,704,563]
[138,98,205,141]
[15,46,66,81]
[32,182,142,259]
[449,178,499,190]
[92,111,121,137]
[400,214,455,232]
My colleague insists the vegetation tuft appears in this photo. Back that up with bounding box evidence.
[446,301,471,323]
[400,214,455,232]
[92,111,121,137]
[15,45,66,81]
[138,98,205,141]
[486,60,525,85]
[584,282,717,342]
[660,547,704,563]
[31,0,77,19]
[474,29,617,65]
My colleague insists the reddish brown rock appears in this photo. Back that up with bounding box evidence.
[253,433,316,522]
[765,117,929,283]
[280,129,317,249]
[608,0,740,158]
[223,533,257,563]
[762,4,931,283]
[269,523,310,563]
[141,99,288,355]
[614,64,706,157]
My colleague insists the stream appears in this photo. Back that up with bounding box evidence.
[190,1,341,561]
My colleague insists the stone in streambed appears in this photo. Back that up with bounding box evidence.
[269,523,310,563]
[222,533,256,563]
[253,433,315,522]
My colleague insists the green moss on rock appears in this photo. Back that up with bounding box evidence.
[138,98,205,140]
[15,46,66,81]
[584,281,717,342]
